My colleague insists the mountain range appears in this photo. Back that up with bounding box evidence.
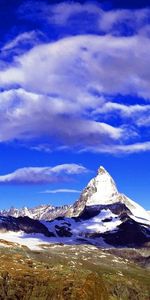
[0,166,150,249]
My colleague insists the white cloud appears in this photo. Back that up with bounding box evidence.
[99,8,150,35]
[50,164,88,175]
[137,117,150,126]
[93,102,150,121]
[116,142,150,153]
[51,4,150,38]
[2,31,44,52]
[48,2,102,25]
[30,144,52,153]
[40,189,81,194]
[83,141,150,155]
[0,88,123,146]
[18,1,102,28]
[18,2,150,37]
[1,5,150,154]
[1,34,150,98]
[0,164,88,184]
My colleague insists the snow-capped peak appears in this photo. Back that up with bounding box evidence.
[1,165,150,226]
[97,166,108,175]
[86,166,118,206]
[75,165,150,224]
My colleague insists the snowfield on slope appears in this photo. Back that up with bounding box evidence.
[0,230,110,250]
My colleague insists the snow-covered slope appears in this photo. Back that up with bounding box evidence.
[42,209,122,237]
[86,166,118,206]
[0,207,149,249]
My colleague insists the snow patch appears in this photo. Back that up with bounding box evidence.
[0,231,53,250]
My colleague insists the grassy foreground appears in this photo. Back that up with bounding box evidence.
[0,242,149,299]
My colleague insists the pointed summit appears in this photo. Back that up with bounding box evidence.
[97,166,107,175]
[71,165,119,216]
[86,166,118,206]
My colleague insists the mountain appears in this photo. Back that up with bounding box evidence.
[1,166,150,223]
[71,166,150,222]
[0,204,71,221]
[0,166,150,248]
[0,215,55,237]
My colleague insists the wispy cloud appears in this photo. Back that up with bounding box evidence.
[17,1,150,37]
[2,31,45,52]
[0,164,88,184]
[40,189,81,194]
[0,88,123,146]
[93,102,150,127]
[93,102,150,117]
[83,141,150,155]
[1,34,150,99]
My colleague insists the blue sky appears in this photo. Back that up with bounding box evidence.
[0,0,150,210]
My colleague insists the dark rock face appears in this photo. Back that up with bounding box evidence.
[55,225,72,237]
[78,203,132,220]
[0,216,55,237]
[101,218,150,247]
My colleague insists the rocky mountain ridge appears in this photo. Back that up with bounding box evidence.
[0,204,71,221]
[1,166,150,223]
[0,166,149,249]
